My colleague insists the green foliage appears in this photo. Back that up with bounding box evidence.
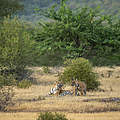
[0,74,16,88]
[0,0,23,18]
[36,112,68,120]
[0,17,35,86]
[68,0,120,17]
[42,66,50,74]
[59,58,100,90]
[34,0,120,66]
[17,79,32,89]
[20,0,120,22]
[0,86,14,111]
[34,51,64,66]
[89,51,120,66]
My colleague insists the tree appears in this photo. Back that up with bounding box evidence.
[0,0,23,18]
[0,17,35,85]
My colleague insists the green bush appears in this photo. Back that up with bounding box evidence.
[0,16,35,85]
[17,79,32,89]
[0,74,16,88]
[36,112,68,120]
[59,58,100,90]
[42,66,50,74]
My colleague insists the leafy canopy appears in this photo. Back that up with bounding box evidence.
[34,0,120,59]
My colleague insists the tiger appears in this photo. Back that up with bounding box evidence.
[48,81,63,96]
[71,79,87,96]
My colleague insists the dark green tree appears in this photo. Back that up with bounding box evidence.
[0,0,23,18]
[34,0,120,66]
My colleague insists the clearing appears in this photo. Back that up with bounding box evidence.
[0,66,120,120]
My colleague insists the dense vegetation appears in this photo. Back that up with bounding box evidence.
[0,17,35,87]
[34,0,120,66]
[19,0,120,22]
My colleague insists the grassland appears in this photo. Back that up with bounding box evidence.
[0,66,120,120]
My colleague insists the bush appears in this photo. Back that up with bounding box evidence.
[0,86,14,111]
[36,112,68,120]
[59,58,100,90]
[0,74,16,88]
[42,66,50,74]
[0,16,35,84]
[17,79,32,89]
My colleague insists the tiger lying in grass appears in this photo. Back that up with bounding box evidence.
[49,79,86,96]
[48,81,63,96]
[48,81,72,96]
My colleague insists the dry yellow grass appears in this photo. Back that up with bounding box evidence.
[0,112,120,120]
[0,66,120,120]
[0,112,38,120]
[67,112,120,120]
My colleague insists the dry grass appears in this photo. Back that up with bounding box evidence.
[67,112,120,120]
[0,112,38,120]
[0,112,120,120]
[0,66,120,120]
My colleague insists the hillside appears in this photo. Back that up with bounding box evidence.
[19,0,120,23]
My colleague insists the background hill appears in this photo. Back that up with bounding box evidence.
[19,0,120,23]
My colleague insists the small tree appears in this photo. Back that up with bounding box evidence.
[59,58,100,90]
[0,17,35,85]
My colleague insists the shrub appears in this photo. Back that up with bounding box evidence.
[17,79,32,89]
[59,58,100,90]
[0,74,17,88]
[42,66,50,74]
[0,16,35,85]
[0,86,14,111]
[36,112,68,120]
